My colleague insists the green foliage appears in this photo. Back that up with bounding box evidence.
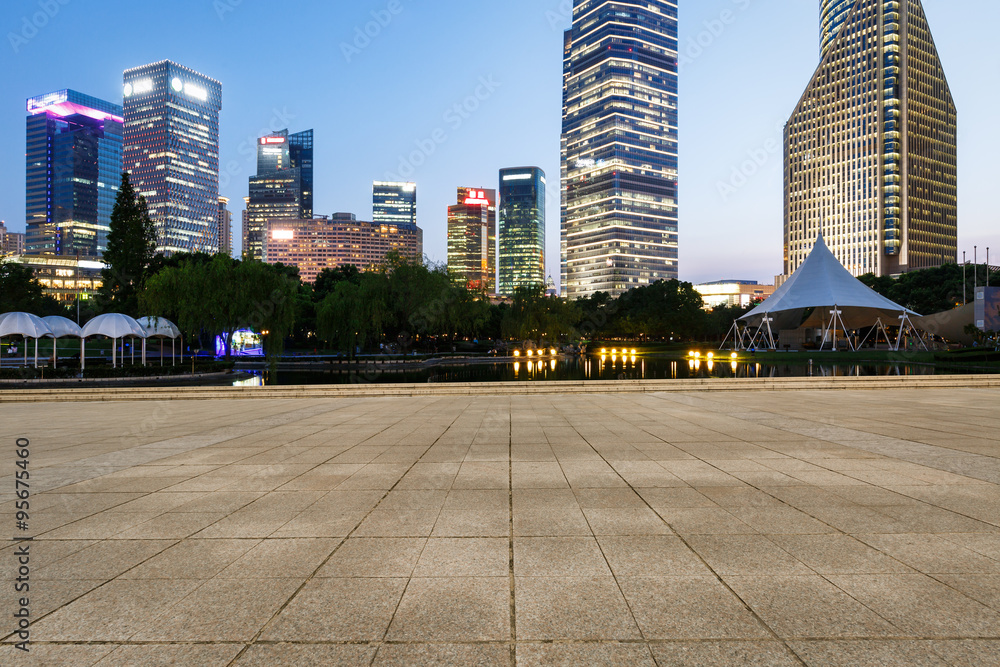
[141,255,297,362]
[573,280,705,340]
[0,263,64,315]
[99,173,157,315]
[500,286,581,343]
[859,264,990,315]
[316,256,492,355]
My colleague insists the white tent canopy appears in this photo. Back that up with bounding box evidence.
[739,235,918,330]
[82,313,147,369]
[137,316,182,367]
[731,235,921,351]
[137,317,181,339]
[0,312,53,368]
[42,315,83,339]
[42,316,84,369]
[82,313,147,339]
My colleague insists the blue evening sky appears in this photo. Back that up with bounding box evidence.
[1,0,996,285]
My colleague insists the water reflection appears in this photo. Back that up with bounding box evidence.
[234,356,945,387]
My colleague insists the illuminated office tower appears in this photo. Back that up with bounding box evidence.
[447,187,496,293]
[373,181,422,260]
[25,90,123,257]
[245,129,313,261]
[561,0,679,299]
[499,167,545,296]
[123,61,222,255]
[784,0,957,277]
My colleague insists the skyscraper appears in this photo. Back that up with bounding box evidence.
[123,61,222,255]
[499,167,546,296]
[25,90,123,257]
[784,0,957,277]
[245,129,313,261]
[447,187,496,293]
[373,182,422,261]
[217,197,232,256]
[561,0,679,299]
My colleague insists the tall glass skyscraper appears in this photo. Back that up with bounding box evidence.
[25,90,123,257]
[499,167,545,296]
[245,129,313,261]
[123,61,222,255]
[373,182,417,227]
[373,181,422,261]
[561,0,679,299]
[447,187,496,293]
[784,0,957,277]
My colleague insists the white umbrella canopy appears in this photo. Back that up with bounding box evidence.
[42,316,84,370]
[82,313,147,369]
[136,316,181,339]
[0,312,53,338]
[0,312,53,368]
[137,316,183,367]
[82,313,148,339]
[42,315,84,339]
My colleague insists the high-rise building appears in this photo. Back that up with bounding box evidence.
[217,197,232,256]
[373,182,422,260]
[1,221,26,257]
[447,187,496,293]
[25,90,123,258]
[264,213,423,283]
[784,0,957,277]
[241,196,250,258]
[499,167,546,296]
[561,0,679,299]
[123,61,222,255]
[245,129,313,261]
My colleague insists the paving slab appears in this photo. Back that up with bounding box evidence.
[2,387,1000,663]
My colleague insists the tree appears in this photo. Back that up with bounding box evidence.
[0,263,63,315]
[142,256,298,362]
[100,172,157,315]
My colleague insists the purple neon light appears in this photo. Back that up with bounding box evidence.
[27,101,124,124]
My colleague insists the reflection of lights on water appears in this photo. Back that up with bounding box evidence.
[550,360,556,371]
[731,362,738,373]
[233,373,264,387]
[707,360,714,372]
[514,362,520,374]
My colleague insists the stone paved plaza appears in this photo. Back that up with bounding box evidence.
[2,388,1000,665]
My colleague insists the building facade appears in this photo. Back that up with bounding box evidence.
[694,280,776,310]
[0,222,26,257]
[8,254,106,303]
[561,0,679,299]
[245,129,313,261]
[447,187,496,293]
[217,197,232,256]
[373,182,421,261]
[25,90,122,258]
[499,167,546,296]
[264,213,423,283]
[784,0,957,278]
[123,61,222,255]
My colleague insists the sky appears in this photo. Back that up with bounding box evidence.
[1,0,997,286]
